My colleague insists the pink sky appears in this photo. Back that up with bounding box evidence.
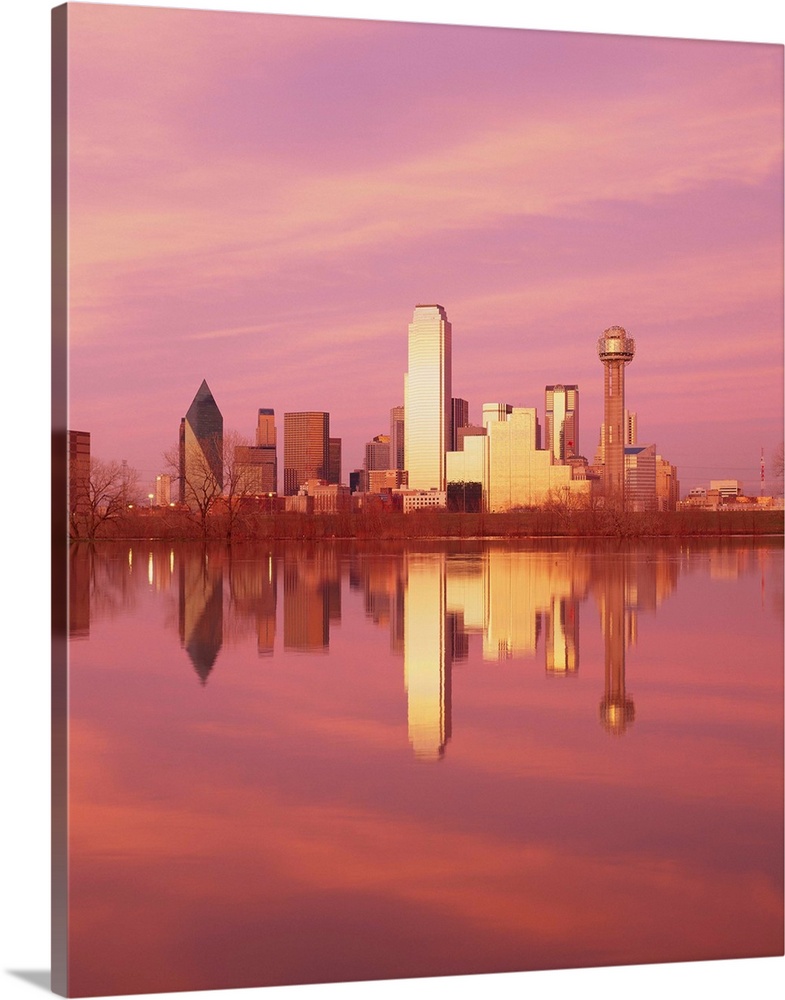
[65,3,784,494]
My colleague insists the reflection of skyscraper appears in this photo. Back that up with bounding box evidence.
[403,554,452,759]
[228,552,277,655]
[68,543,91,638]
[404,304,452,490]
[598,562,634,735]
[178,550,224,684]
[282,546,337,651]
[283,412,329,496]
[545,596,579,675]
[179,380,223,505]
[544,384,579,461]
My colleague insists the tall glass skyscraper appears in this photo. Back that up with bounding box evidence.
[404,304,452,491]
[179,379,223,505]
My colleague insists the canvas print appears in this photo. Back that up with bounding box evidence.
[53,3,784,997]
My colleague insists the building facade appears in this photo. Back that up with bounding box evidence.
[179,380,223,506]
[451,397,469,451]
[155,473,172,507]
[328,437,342,485]
[624,444,657,512]
[283,412,329,496]
[544,384,579,461]
[655,455,680,511]
[404,304,452,490]
[446,406,590,512]
[390,405,405,470]
[68,429,91,517]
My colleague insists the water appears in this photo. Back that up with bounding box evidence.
[65,538,784,996]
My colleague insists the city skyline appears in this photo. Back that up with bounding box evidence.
[63,5,783,497]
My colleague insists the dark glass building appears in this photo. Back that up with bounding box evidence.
[179,380,223,505]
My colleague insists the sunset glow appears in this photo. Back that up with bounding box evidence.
[64,4,784,495]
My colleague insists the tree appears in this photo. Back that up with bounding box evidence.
[70,458,141,539]
[165,434,223,539]
[165,429,262,541]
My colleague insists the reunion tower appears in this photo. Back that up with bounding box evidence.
[598,325,635,503]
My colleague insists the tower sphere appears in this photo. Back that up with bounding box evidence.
[598,325,635,364]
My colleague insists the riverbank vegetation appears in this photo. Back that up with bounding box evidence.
[68,504,784,541]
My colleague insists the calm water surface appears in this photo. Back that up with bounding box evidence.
[66,538,784,996]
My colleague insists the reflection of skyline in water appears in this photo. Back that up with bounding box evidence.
[69,540,776,749]
[64,538,784,995]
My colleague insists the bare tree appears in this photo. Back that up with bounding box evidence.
[165,434,223,539]
[70,458,141,539]
[165,430,261,540]
[222,430,262,542]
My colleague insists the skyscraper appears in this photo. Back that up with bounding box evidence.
[451,397,469,451]
[328,437,342,485]
[390,405,405,470]
[404,304,452,491]
[68,429,91,518]
[179,380,223,505]
[597,326,635,503]
[544,384,579,461]
[233,407,277,495]
[283,412,329,495]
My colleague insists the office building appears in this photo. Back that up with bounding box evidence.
[283,412,329,496]
[68,429,91,517]
[328,437,342,485]
[451,397,469,451]
[365,434,391,481]
[625,444,657,512]
[155,473,172,507]
[249,408,278,492]
[656,455,680,511]
[390,405,405,470]
[482,401,513,429]
[404,304,452,491]
[626,410,638,447]
[598,326,635,503]
[448,405,589,513]
[544,384,579,461]
[179,380,223,505]
[710,479,744,499]
[235,445,276,495]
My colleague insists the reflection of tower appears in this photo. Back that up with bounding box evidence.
[597,326,635,503]
[598,563,634,735]
[178,550,224,684]
[404,304,452,490]
[403,554,452,759]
